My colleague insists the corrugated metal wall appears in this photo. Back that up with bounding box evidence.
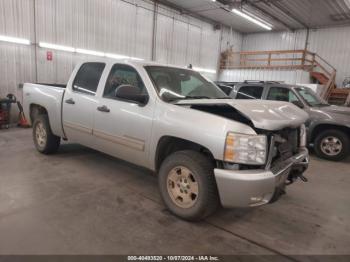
[0,0,227,100]
[221,27,243,53]
[0,0,35,99]
[235,27,350,86]
[242,31,307,51]
[3,0,350,96]
[219,69,310,84]
[308,26,350,86]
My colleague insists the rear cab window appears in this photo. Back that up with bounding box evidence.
[236,85,264,99]
[73,63,106,95]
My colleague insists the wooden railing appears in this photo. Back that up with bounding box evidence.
[220,49,337,99]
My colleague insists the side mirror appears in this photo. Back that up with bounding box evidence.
[292,100,304,109]
[115,84,148,105]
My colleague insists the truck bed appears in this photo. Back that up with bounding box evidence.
[23,83,66,138]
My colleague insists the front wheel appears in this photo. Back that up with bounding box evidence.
[158,150,219,221]
[33,114,60,154]
[314,129,349,161]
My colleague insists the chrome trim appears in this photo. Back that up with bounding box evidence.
[63,121,92,135]
[94,129,145,151]
[214,148,309,208]
[274,148,309,176]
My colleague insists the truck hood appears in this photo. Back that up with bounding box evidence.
[176,99,309,131]
[309,105,350,126]
[311,104,350,117]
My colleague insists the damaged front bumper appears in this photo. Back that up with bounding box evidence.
[214,148,309,208]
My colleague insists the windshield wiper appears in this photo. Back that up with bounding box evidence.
[312,103,330,107]
[183,95,211,99]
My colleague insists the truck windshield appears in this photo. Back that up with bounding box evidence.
[295,87,329,107]
[145,66,228,102]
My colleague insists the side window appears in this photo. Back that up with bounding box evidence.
[236,86,263,99]
[73,63,105,95]
[267,87,299,102]
[103,64,146,98]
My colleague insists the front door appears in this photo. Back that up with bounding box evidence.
[93,64,154,167]
[62,62,106,147]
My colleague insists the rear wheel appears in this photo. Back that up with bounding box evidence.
[314,129,349,161]
[33,114,60,154]
[158,150,219,221]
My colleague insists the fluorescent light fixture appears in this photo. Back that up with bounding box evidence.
[193,67,217,74]
[105,53,129,59]
[130,57,144,61]
[243,9,273,28]
[0,35,30,45]
[232,9,272,30]
[76,48,105,57]
[39,42,75,52]
[38,42,144,61]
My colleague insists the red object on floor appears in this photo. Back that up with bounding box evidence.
[17,101,30,128]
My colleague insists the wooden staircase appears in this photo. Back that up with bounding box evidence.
[220,49,350,106]
[310,72,330,85]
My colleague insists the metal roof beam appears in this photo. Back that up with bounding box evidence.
[245,1,295,31]
[269,1,309,29]
[154,0,220,26]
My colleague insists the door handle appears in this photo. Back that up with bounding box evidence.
[65,98,75,104]
[97,105,110,113]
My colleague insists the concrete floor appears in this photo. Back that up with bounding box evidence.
[0,128,349,256]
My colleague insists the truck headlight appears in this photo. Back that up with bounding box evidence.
[224,132,267,165]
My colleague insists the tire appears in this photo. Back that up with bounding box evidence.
[32,114,60,154]
[158,150,219,221]
[314,129,349,161]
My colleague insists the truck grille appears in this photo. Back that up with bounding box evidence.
[273,128,299,161]
[256,127,300,171]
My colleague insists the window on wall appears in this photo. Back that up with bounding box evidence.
[73,63,105,95]
[236,86,263,99]
[267,87,299,103]
[103,64,146,98]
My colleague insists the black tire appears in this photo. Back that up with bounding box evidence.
[158,150,219,221]
[314,129,349,161]
[32,114,60,154]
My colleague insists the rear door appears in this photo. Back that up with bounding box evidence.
[62,62,106,147]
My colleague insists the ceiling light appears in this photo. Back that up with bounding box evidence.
[0,35,31,45]
[232,9,272,30]
[39,42,75,52]
[38,42,145,61]
[130,57,144,61]
[193,67,217,74]
[76,48,105,57]
[243,10,273,28]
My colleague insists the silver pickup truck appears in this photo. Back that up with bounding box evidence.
[23,59,309,221]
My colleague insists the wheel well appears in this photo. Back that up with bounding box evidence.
[30,104,48,123]
[311,124,350,142]
[155,136,215,171]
